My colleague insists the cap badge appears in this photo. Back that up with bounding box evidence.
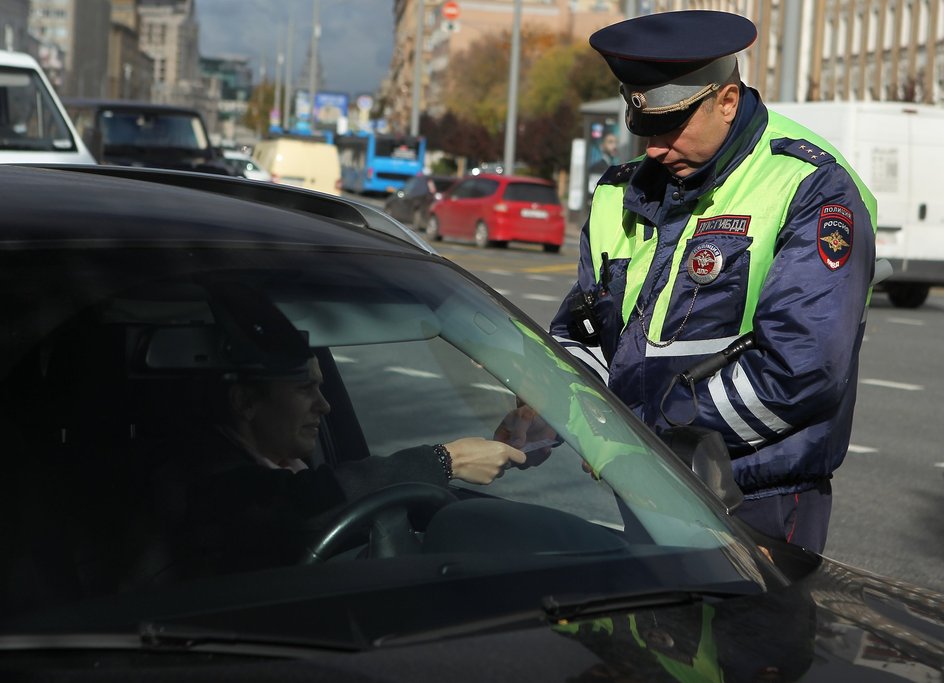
[687,243,724,284]
[630,92,647,110]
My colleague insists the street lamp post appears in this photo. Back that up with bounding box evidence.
[503,0,522,175]
[410,0,425,137]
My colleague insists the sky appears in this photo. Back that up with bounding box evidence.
[196,0,395,97]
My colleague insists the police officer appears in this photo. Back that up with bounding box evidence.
[548,10,877,553]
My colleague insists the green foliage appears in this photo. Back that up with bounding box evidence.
[431,32,619,177]
[519,42,581,118]
[242,81,276,134]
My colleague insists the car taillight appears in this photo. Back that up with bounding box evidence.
[494,203,508,213]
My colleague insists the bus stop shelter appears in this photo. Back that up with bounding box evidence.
[567,96,642,228]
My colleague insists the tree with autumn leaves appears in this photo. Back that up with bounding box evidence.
[423,29,616,179]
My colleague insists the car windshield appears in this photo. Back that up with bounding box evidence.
[0,242,766,644]
[100,109,210,151]
[0,68,76,152]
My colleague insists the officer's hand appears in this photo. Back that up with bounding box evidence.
[444,437,526,485]
[493,404,558,468]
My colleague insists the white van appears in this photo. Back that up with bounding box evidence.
[769,101,944,308]
[0,50,96,165]
[253,137,341,196]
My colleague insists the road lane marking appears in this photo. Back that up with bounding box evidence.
[847,444,878,454]
[888,317,925,326]
[385,366,441,379]
[523,293,562,302]
[471,383,514,395]
[860,378,924,391]
[526,274,554,282]
[522,264,578,274]
[486,269,514,276]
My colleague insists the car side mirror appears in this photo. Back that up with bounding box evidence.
[659,426,743,513]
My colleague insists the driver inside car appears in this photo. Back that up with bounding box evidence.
[138,353,527,582]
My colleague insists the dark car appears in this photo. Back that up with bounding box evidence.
[0,165,941,680]
[383,173,455,230]
[64,99,234,175]
[428,173,566,252]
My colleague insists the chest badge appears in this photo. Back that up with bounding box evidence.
[687,243,724,284]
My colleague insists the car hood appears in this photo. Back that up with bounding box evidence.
[2,556,941,681]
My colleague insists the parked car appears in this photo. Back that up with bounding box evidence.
[253,135,341,195]
[427,173,566,252]
[382,173,455,230]
[222,149,273,182]
[64,99,234,175]
[0,164,941,681]
[0,50,96,165]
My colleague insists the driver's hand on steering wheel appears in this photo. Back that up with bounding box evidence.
[443,437,526,484]
[492,404,559,468]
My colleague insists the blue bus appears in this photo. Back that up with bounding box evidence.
[336,132,426,194]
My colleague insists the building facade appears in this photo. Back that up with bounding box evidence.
[200,55,254,143]
[384,0,625,133]
[385,0,943,136]
[0,0,31,52]
[634,0,942,105]
[107,0,155,101]
[137,0,200,101]
[29,0,111,97]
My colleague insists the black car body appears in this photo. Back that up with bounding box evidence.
[0,165,940,681]
[383,173,455,230]
[64,99,234,175]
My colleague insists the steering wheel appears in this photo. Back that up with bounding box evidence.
[302,482,458,563]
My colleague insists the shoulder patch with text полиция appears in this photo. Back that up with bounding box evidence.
[817,204,853,271]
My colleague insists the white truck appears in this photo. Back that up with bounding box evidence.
[767,101,944,308]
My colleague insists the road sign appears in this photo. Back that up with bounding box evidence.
[441,1,460,21]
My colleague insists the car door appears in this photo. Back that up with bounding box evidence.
[446,177,500,240]
[436,178,476,238]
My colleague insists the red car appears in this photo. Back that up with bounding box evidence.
[426,174,565,252]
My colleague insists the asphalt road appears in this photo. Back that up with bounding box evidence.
[356,194,944,593]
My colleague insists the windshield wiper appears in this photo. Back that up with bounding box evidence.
[138,621,363,654]
[541,582,758,621]
[0,623,362,658]
[541,590,699,621]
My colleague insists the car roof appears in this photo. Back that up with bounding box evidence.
[62,98,205,116]
[0,49,43,69]
[0,165,432,254]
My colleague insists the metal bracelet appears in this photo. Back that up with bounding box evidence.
[433,443,453,480]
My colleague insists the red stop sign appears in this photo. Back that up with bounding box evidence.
[441,1,460,21]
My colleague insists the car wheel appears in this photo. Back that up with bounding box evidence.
[426,215,442,241]
[474,221,490,249]
[543,243,561,254]
[886,283,930,308]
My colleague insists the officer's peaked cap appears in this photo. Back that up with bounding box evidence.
[590,10,757,136]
